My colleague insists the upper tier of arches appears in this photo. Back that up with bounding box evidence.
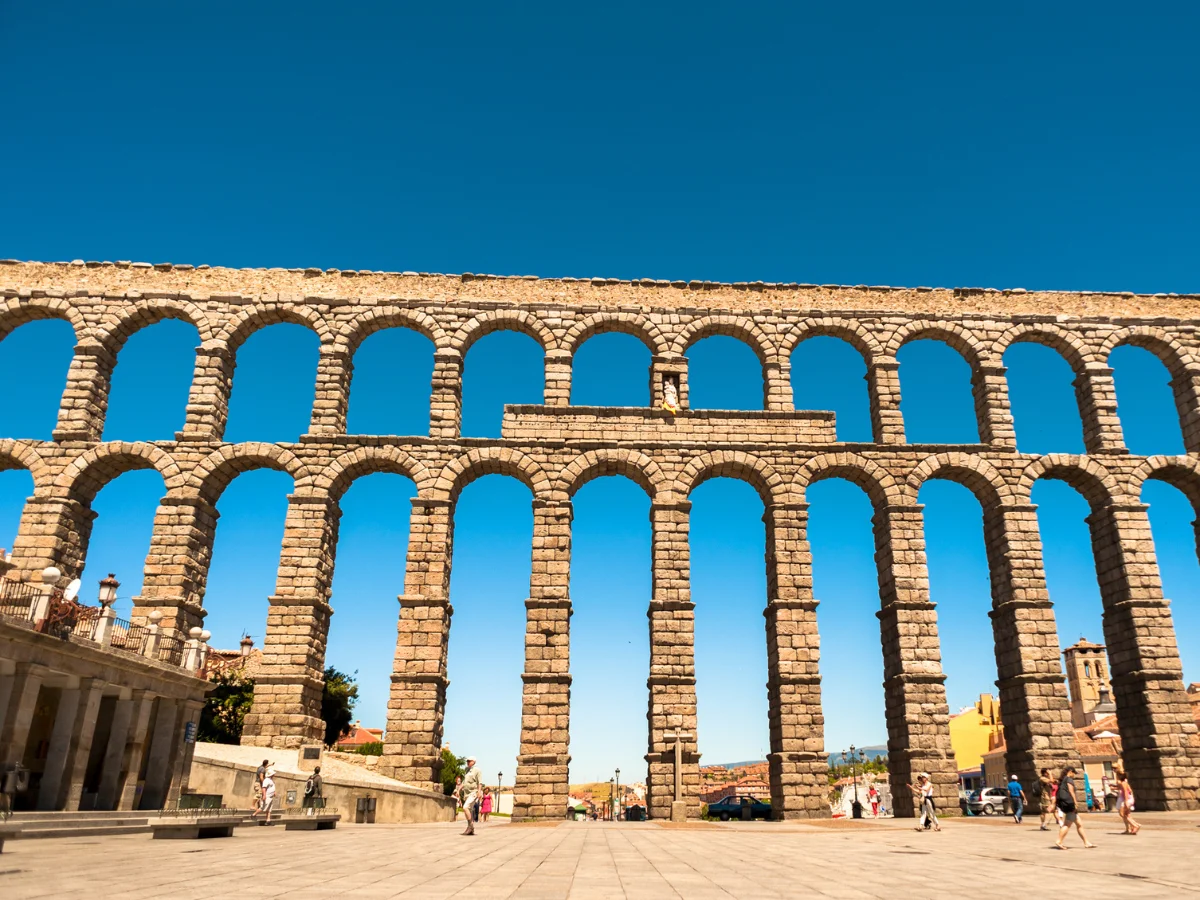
[1,296,1198,452]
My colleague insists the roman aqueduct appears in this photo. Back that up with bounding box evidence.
[1,259,1198,819]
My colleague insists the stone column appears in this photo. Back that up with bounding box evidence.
[167,699,204,805]
[429,350,463,438]
[763,502,828,818]
[95,691,141,810]
[138,698,179,810]
[308,346,352,435]
[116,692,156,810]
[0,662,47,765]
[37,679,84,810]
[52,343,113,442]
[872,503,957,817]
[1168,369,1200,454]
[242,493,339,748]
[380,497,454,789]
[62,680,107,810]
[867,358,905,445]
[983,503,1079,785]
[514,499,572,820]
[544,349,572,407]
[1076,364,1127,454]
[646,499,700,820]
[176,343,235,441]
[764,359,793,412]
[8,495,95,582]
[972,363,1018,449]
[1086,501,1200,809]
[133,496,218,634]
[651,356,688,411]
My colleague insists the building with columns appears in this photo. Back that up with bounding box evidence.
[0,565,210,812]
[0,260,1198,819]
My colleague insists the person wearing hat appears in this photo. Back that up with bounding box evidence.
[456,755,483,835]
[258,766,278,824]
[1007,774,1028,825]
[906,773,940,832]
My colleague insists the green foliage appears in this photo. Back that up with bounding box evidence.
[440,747,467,797]
[321,667,359,747]
[355,741,384,756]
[199,668,255,744]
[827,754,889,784]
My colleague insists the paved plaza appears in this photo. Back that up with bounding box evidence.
[3,812,1199,899]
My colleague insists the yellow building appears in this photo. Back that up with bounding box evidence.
[948,693,1003,776]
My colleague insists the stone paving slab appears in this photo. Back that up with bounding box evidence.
[1,813,1198,899]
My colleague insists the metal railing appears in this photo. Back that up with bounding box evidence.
[0,579,37,622]
[157,632,185,667]
[108,615,150,654]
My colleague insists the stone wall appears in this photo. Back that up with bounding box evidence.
[1,260,1198,817]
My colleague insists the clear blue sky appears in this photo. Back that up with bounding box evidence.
[1,2,1198,784]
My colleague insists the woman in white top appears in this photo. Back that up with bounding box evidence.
[1115,771,1140,835]
[907,773,940,832]
[260,767,278,824]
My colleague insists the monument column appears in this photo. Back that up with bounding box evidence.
[176,343,236,440]
[1087,501,1200,809]
[52,343,112,442]
[646,499,700,820]
[972,362,1018,449]
[872,503,957,817]
[380,497,454,789]
[866,358,905,444]
[429,350,463,438]
[513,499,573,819]
[1076,364,1127,454]
[764,502,828,818]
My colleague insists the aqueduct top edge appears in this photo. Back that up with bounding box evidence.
[3,260,1200,321]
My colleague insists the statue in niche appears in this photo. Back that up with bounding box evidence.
[661,375,680,414]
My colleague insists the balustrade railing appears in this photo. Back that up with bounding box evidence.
[157,632,186,667]
[0,578,37,622]
[108,615,151,654]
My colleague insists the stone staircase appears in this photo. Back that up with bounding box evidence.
[3,810,159,840]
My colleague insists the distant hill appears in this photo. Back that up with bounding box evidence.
[828,746,888,765]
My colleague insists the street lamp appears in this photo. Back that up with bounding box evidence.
[843,745,866,819]
[615,767,621,821]
[98,573,120,607]
[609,777,615,821]
[498,771,503,814]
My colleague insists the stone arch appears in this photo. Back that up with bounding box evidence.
[0,440,50,494]
[435,447,552,504]
[96,298,214,355]
[677,450,787,508]
[190,442,311,504]
[57,442,183,505]
[314,447,436,501]
[336,307,450,357]
[1130,456,1200,512]
[782,317,884,363]
[220,305,333,353]
[995,323,1097,374]
[905,452,1014,509]
[672,315,779,364]
[451,310,557,356]
[0,297,87,343]
[888,320,994,368]
[561,312,670,358]
[1100,326,1199,379]
[556,448,667,500]
[1016,454,1124,507]
[794,452,903,509]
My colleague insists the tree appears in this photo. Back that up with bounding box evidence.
[355,741,384,756]
[199,668,255,744]
[321,667,359,747]
[440,747,466,797]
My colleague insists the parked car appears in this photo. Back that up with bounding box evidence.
[967,787,1011,816]
[707,795,772,821]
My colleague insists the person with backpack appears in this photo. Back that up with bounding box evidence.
[1054,766,1095,850]
[303,766,324,815]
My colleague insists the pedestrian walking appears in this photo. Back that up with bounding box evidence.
[1037,768,1055,830]
[1007,775,1027,824]
[907,773,940,832]
[303,766,323,815]
[259,767,278,824]
[250,759,270,818]
[457,755,483,835]
[868,784,880,818]
[481,789,494,822]
[1115,771,1140,835]
[1054,766,1095,850]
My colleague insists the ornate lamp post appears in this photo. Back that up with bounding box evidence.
[609,777,615,821]
[843,745,866,819]
[615,767,621,821]
[97,573,120,607]
[498,771,503,815]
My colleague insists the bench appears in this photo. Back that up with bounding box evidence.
[151,815,242,839]
[283,813,340,831]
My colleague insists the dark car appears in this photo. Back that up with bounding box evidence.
[707,795,771,821]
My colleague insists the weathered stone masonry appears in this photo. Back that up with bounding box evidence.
[2,260,1199,818]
